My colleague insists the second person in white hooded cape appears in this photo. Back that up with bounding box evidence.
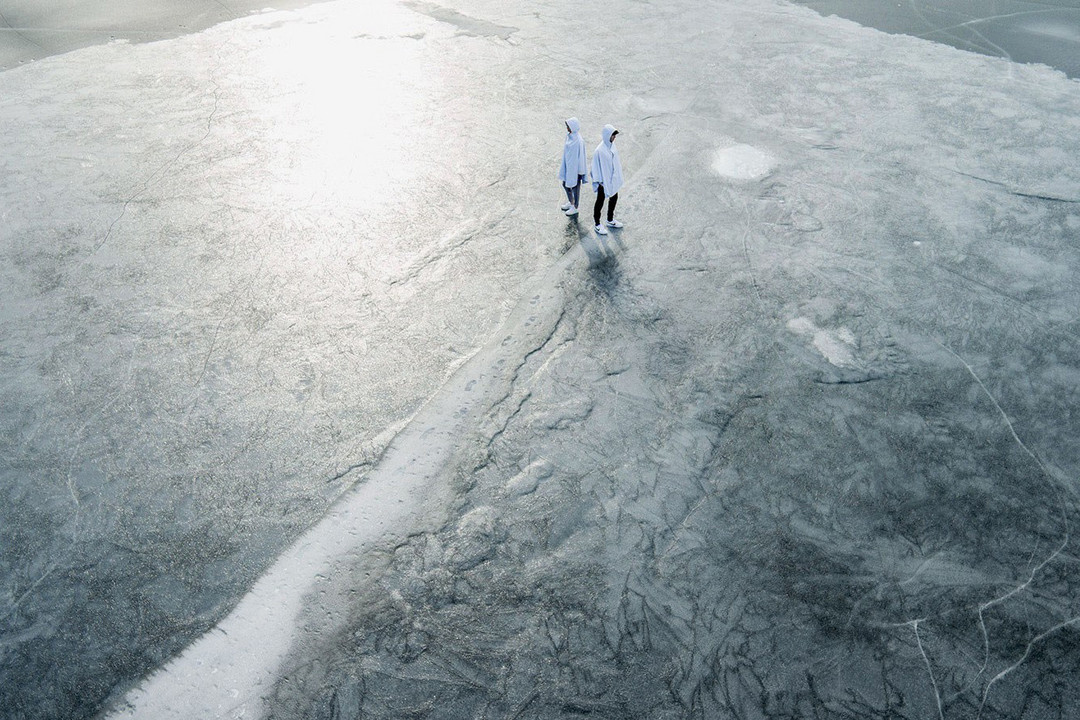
[558,117,587,216]
[590,124,624,234]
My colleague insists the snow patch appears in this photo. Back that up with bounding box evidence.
[787,317,858,368]
[712,143,776,180]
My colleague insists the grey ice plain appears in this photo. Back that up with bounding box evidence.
[2,0,1080,719]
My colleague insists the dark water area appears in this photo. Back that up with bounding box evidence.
[0,0,326,69]
[796,0,1080,78]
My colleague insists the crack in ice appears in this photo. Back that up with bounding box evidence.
[0,9,45,52]
[938,341,1076,715]
[95,68,223,252]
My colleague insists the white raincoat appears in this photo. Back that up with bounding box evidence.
[558,117,587,188]
[590,124,623,195]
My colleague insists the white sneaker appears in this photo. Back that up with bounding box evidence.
[594,224,608,235]
[605,219,623,228]
[560,202,572,211]
[565,206,579,216]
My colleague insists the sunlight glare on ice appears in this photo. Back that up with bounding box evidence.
[253,1,425,209]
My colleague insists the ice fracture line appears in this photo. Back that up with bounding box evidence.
[939,341,1078,717]
[95,66,223,252]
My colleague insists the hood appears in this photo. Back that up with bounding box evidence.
[602,124,617,147]
[566,117,581,134]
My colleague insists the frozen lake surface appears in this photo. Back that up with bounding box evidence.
[2,0,1080,718]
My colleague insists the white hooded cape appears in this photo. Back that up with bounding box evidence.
[558,117,587,188]
[590,124,624,196]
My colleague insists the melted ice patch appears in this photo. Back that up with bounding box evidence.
[712,143,776,180]
[788,317,858,368]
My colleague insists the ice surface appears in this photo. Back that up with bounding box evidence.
[3,0,1080,718]
[0,1,556,716]
[107,239,582,720]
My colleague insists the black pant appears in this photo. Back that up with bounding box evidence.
[594,184,618,225]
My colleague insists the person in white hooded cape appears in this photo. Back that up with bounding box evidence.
[590,124,623,234]
[558,117,587,216]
